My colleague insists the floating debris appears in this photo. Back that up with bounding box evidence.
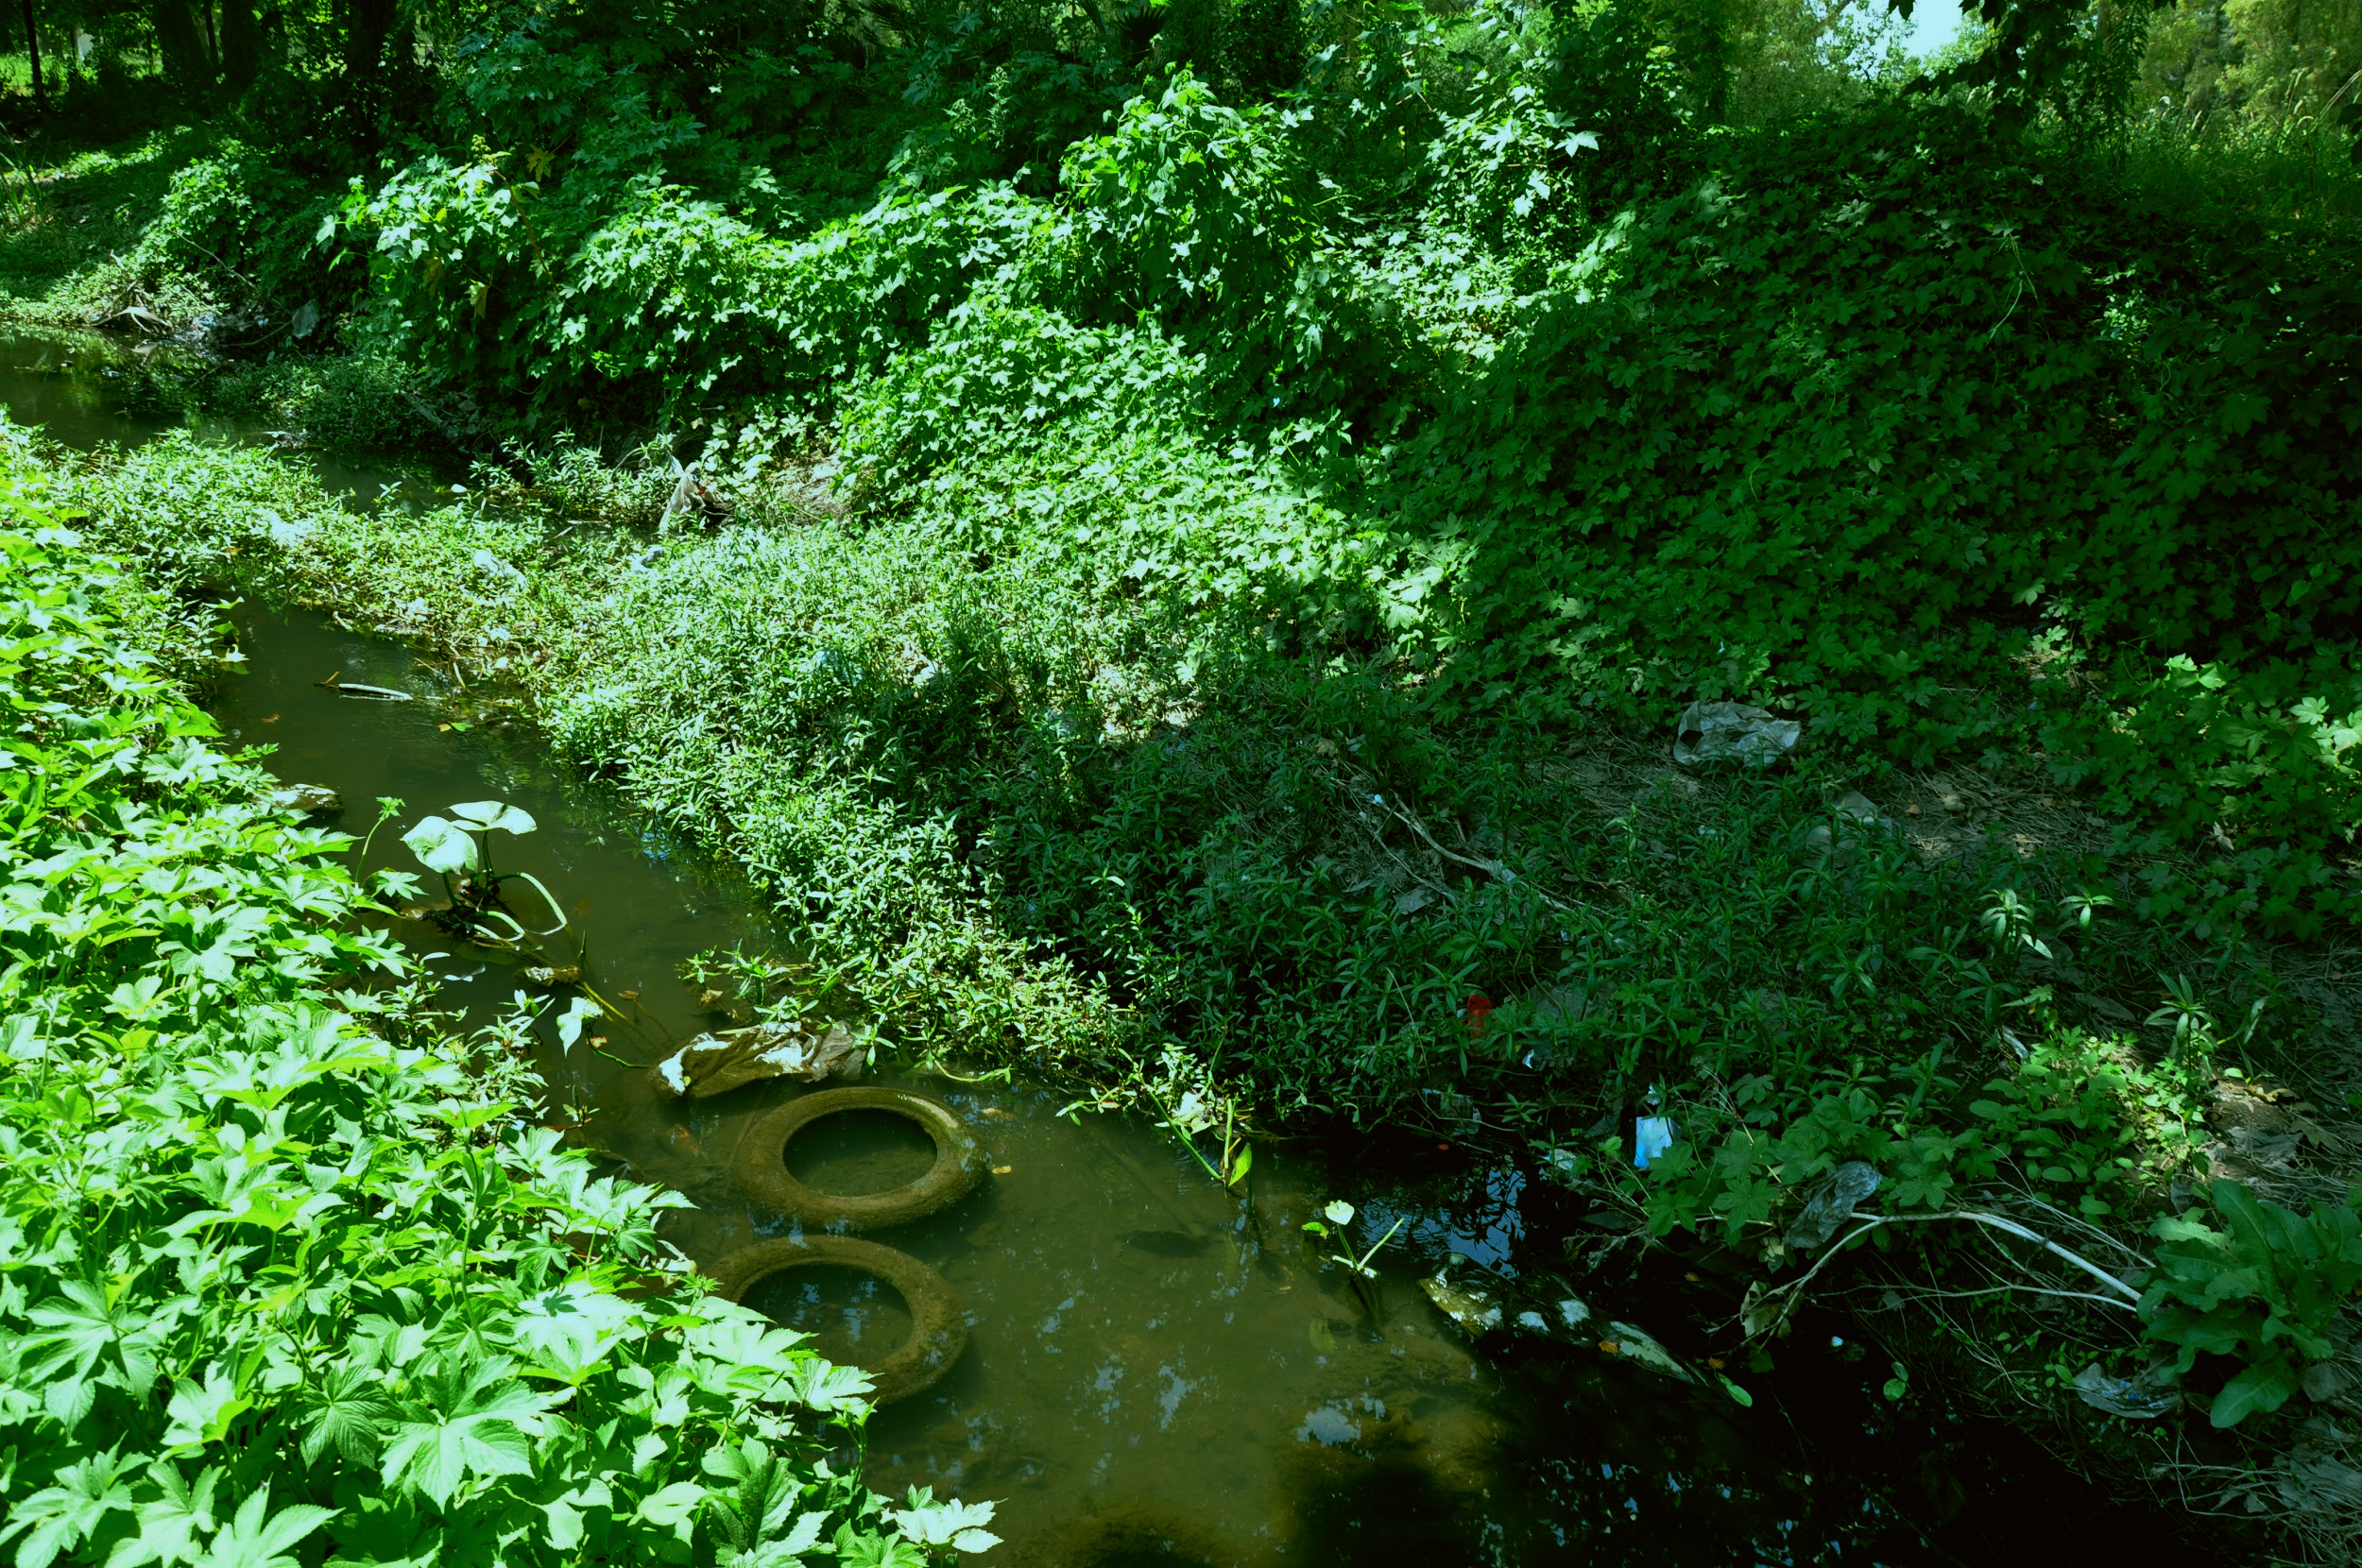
[648,1019,864,1099]
[1121,1230,1211,1257]
[317,672,414,701]
[268,782,341,815]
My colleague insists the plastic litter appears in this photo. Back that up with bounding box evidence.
[320,679,413,701]
[269,783,341,815]
[1834,790,1886,824]
[471,548,527,589]
[2072,1362,2180,1420]
[1540,1148,1585,1186]
[1783,1161,1882,1250]
[1672,701,1800,767]
[1424,1087,1481,1136]
[2281,1438,2362,1510]
[1634,1116,1676,1168]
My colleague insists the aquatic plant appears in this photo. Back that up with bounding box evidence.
[1304,1201,1408,1282]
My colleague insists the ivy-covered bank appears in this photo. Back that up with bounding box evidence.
[0,477,992,1565]
[35,411,2362,1542]
[8,0,2362,1554]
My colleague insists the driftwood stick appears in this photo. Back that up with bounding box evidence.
[1745,1207,2143,1338]
[1373,793,1584,914]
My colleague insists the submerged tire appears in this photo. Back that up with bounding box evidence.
[706,1236,967,1405]
[1041,1506,1228,1567]
[734,1085,985,1230]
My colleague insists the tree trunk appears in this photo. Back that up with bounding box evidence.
[150,1,214,94]
[200,1,217,70]
[219,0,261,93]
[21,0,43,113]
[345,0,395,83]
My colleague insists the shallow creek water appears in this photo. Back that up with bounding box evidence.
[6,329,2225,1566]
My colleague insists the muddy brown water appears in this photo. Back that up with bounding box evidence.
[3,328,2229,1565]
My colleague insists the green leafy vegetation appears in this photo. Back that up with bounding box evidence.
[5,0,2362,1550]
[0,467,983,1564]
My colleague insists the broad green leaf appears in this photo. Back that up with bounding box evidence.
[447,800,536,836]
[296,1363,389,1464]
[105,1463,222,1568]
[165,1364,255,1453]
[6,1448,142,1568]
[193,1485,333,1568]
[400,816,476,875]
[379,1364,546,1508]
[637,1480,706,1542]
[2208,1360,2300,1428]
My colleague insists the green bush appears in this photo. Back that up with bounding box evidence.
[130,142,350,307]
[2144,1181,2362,1429]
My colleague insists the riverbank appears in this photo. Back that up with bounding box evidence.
[8,10,2362,1550]
[9,393,2346,1554]
[0,464,980,1566]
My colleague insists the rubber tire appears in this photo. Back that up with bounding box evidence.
[1040,1507,1227,1567]
[734,1085,984,1231]
[705,1236,967,1405]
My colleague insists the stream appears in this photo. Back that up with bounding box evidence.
[0,329,2224,1567]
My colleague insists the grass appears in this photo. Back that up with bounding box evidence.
[46,425,2342,1137]
[2096,111,2362,235]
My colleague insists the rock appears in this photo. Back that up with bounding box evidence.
[1834,790,1885,824]
[1601,1321,1698,1384]
[647,1019,864,1099]
[1672,701,1800,767]
[1420,1270,1503,1338]
[269,783,341,815]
